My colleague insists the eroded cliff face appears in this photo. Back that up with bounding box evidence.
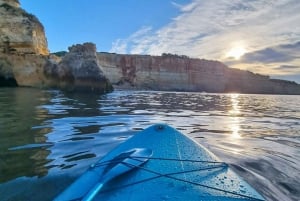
[45,43,113,93]
[98,53,300,95]
[0,0,49,87]
[0,0,49,55]
[0,53,50,87]
[0,1,112,93]
[0,0,19,8]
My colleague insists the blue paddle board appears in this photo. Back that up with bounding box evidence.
[54,124,265,201]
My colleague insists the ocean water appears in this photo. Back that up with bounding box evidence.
[0,88,299,201]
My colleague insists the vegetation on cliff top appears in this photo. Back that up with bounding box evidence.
[161,53,190,59]
[52,51,67,57]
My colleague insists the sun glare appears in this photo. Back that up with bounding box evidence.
[229,94,241,138]
[226,46,246,60]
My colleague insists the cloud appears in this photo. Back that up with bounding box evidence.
[272,64,300,76]
[111,39,128,54]
[276,65,300,70]
[110,26,153,54]
[171,1,199,12]
[240,41,300,63]
[111,0,300,57]
[242,48,293,63]
[171,1,182,9]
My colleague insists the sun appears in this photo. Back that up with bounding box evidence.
[226,46,246,60]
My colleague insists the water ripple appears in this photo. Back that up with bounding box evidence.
[0,89,299,201]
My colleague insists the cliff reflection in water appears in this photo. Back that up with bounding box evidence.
[0,88,53,182]
[0,88,299,201]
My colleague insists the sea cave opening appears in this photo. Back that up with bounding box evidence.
[0,75,18,87]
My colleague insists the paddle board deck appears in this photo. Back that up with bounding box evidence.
[55,124,265,201]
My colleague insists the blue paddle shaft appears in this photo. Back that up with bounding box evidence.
[81,148,153,201]
[82,183,103,201]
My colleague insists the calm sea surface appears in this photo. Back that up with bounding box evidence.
[0,88,299,201]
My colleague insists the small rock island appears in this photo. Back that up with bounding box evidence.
[1,0,300,94]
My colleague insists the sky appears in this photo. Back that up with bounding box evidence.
[20,0,300,83]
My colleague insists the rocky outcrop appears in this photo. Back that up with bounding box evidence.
[0,0,112,93]
[97,52,300,95]
[0,0,49,87]
[0,43,113,93]
[0,0,48,55]
[0,0,19,7]
[45,43,113,93]
[0,53,50,87]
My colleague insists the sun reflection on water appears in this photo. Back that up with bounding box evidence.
[229,94,241,139]
[231,123,241,139]
[229,93,240,115]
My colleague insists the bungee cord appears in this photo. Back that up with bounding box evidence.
[88,156,264,201]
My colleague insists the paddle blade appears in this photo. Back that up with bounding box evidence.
[101,148,153,182]
[82,148,152,201]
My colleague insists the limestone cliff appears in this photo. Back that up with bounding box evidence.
[0,53,50,87]
[0,0,49,55]
[0,1,112,93]
[97,52,300,95]
[0,0,19,7]
[0,0,49,87]
[45,43,113,93]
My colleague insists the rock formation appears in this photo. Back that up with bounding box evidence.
[1,0,298,94]
[0,0,49,87]
[0,0,19,7]
[0,0,48,55]
[97,52,300,95]
[45,43,113,93]
[0,0,112,93]
[0,53,50,87]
